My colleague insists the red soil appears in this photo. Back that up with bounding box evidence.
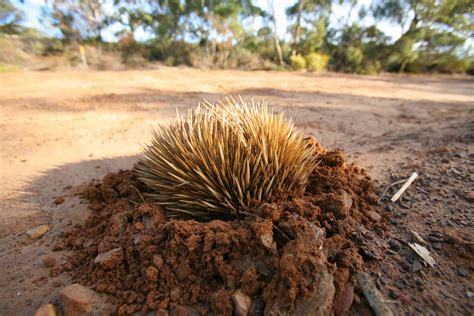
[55,146,387,315]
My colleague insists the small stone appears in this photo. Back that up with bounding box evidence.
[60,284,95,315]
[232,289,251,316]
[366,211,381,222]
[411,260,422,273]
[401,261,411,271]
[457,268,469,278]
[260,234,274,249]
[34,303,56,316]
[54,197,65,205]
[26,225,50,239]
[465,191,474,202]
[389,289,400,299]
[388,239,401,251]
[93,248,124,269]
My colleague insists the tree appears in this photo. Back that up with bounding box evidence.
[42,0,106,43]
[373,0,472,73]
[286,0,332,56]
[267,0,284,66]
[0,0,24,34]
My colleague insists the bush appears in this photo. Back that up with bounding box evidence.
[290,54,306,70]
[305,52,328,72]
[344,46,364,73]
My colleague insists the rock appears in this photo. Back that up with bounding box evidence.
[411,260,422,273]
[54,197,65,205]
[457,268,469,278]
[260,234,274,249]
[34,303,56,316]
[292,269,335,316]
[388,289,400,299]
[465,191,474,202]
[61,284,108,315]
[93,248,124,269]
[366,211,381,222]
[232,289,252,316]
[26,225,50,239]
[388,239,401,251]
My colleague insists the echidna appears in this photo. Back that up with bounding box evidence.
[135,97,319,219]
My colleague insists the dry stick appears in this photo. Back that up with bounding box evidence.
[391,172,418,202]
[378,178,408,203]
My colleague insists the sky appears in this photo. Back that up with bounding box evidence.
[14,0,403,43]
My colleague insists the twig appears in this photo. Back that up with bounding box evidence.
[391,172,418,202]
[129,185,147,204]
[378,179,408,203]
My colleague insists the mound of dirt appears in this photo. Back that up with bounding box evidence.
[54,146,387,315]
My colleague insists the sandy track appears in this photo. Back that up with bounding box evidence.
[0,68,472,314]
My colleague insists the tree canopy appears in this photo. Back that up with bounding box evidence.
[2,0,472,73]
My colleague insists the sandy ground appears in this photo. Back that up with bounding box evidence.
[0,68,472,314]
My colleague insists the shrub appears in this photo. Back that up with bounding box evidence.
[290,54,306,70]
[305,52,328,72]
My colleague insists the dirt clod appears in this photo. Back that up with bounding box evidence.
[55,148,386,314]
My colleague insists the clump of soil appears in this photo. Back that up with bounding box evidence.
[55,146,387,315]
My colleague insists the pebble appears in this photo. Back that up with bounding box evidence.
[366,211,381,222]
[54,196,65,205]
[465,191,474,202]
[232,289,252,316]
[457,268,469,278]
[411,260,422,273]
[26,225,50,239]
[34,303,56,316]
[389,289,400,299]
[93,248,124,270]
[401,261,411,271]
[61,284,96,315]
[388,239,401,251]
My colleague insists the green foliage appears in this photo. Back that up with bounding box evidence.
[0,0,23,34]
[0,0,470,74]
[305,52,328,72]
[290,54,306,70]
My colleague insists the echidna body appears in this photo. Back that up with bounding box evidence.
[136,98,319,219]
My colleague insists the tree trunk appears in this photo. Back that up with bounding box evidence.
[291,0,305,56]
[268,0,284,66]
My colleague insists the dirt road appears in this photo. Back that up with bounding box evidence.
[0,68,472,314]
